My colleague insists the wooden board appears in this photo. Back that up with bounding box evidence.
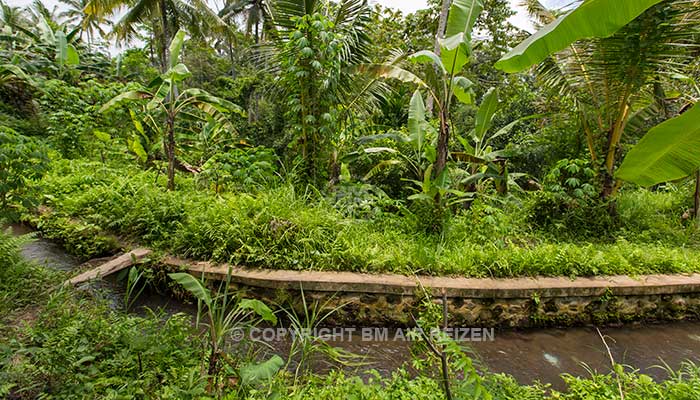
[65,248,152,285]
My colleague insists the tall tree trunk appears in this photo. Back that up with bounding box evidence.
[427,0,451,114]
[159,0,171,71]
[227,34,236,78]
[254,14,260,44]
[434,0,451,55]
[149,35,155,66]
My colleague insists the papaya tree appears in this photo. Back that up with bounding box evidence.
[496,0,700,197]
[101,30,244,190]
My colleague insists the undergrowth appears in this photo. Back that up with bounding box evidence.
[29,159,700,278]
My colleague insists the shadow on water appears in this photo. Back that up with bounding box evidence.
[7,222,700,391]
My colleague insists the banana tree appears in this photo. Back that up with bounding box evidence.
[496,0,700,197]
[7,13,81,79]
[453,87,540,195]
[349,90,471,209]
[101,30,244,190]
[453,87,507,194]
[350,90,437,183]
[356,0,484,200]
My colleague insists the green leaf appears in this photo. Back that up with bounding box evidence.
[169,29,187,69]
[100,91,152,113]
[495,0,664,73]
[163,63,191,83]
[452,76,474,104]
[409,50,446,74]
[440,0,483,73]
[354,64,427,88]
[408,90,426,150]
[0,64,30,81]
[55,30,67,67]
[422,164,434,193]
[129,109,145,135]
[180,88,245,117]
[488,113,544,144]
[474,88,499,140]
[239,355,284,386]
[239,299,277,324]
[129,139,147,162]
[439,34,470,75]
[66,44,79,66]
[93,130,110,142]
[444,0,483,38]
[363,159,402,181]
[367,146,399,153]
[168,273,212,307]
[616,103,700,187]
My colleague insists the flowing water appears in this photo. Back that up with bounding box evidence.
[7,223,700,390]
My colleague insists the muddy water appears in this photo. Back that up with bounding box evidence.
[304,323,700,389]
[8,223,700,390]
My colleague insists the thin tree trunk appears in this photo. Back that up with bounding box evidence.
[254,16,260,44]
[149,35,155,66]
[434,0,451,56]
[435,108,450,178]
[166,114,176,191]
[428,0,451,115]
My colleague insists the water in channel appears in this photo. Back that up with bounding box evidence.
[8,223,700,391]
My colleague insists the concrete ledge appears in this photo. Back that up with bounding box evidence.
[161,256,700,299]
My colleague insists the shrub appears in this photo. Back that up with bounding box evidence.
[198,147,280,193]
[0,229,60,316]
[30,214,120,260]
[330,181,397,219]
[1,294,207,399]
[617,185,697,246]
[34,160,700,278]
[527,159,618,239]
[0,127,50,217]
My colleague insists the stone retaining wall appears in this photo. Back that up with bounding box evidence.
[164,257,700,328]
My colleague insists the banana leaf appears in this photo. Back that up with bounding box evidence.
[616,103,700,187]
[495,0,663,73]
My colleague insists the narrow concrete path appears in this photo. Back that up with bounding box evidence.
[162,256,700,298]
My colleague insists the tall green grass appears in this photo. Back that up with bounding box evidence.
[32,159,700,278]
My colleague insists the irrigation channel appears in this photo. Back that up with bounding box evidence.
[9,224,700,391]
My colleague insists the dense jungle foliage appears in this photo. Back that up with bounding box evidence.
[2,0,700,398]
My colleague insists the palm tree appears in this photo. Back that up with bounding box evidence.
[521,0,700,197]
[85,0,224,70]
[219,0,268,43]
[26,0,60,28]
[0,0,29,30]
[0,1,30,57]
[58,0,112,47]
